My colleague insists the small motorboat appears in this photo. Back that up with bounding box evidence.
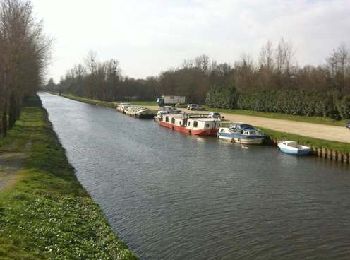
[217,123,266,144]
[277,141,311,155]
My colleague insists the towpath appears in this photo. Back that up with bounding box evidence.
[0,153,25,191]
[146,106,350,144]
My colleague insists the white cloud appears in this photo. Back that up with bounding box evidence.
[31,0,350,82]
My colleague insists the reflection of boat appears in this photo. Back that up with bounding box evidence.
[277,141,311,155]
[156,113,220,136]
[217,123,265,144]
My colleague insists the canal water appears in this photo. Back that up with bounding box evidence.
[40,93,350,260]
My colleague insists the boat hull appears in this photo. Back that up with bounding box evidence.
[278,147,310,155]
[136,113,156,119]
[218,132,265,144]
[159,121,218,136]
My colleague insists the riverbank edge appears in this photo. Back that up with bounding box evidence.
[61,93,117,108]
[61,93,350,156]
[0,95,137,259]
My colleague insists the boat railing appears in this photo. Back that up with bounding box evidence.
[186,113,211,118]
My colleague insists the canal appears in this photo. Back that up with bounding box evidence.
[40,93,350,259]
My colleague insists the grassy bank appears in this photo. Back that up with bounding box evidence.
[260,127,350,153]
[61,94,157,108]
[0,96,136,259]
[131,101,157,106]
[61,93,117,108]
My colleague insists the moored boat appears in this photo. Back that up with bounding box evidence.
[217,123,265,144]
[277,141,311,155]
[116,102,131,113]
[135,108,156,119]
[125,105,140,116]
[156,112,220,136]
[124,105,156,119]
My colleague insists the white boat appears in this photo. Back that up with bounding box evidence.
[217,123,265,144]
[277,141,311,155]
[156,112,220,136]
[125,105,140,116]
[116,102,131,113]
[124,105,156,119]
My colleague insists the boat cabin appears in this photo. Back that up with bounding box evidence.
[187,118,220,130]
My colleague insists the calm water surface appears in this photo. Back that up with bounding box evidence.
[40,93,350,260]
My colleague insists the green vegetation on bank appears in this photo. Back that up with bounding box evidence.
[260,127,350,153]
[61,93,116,108]
[0,96,136,259]
[131,101,157,106]
[61,93,157,108]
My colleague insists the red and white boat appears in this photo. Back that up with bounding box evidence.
[156,112,220,136]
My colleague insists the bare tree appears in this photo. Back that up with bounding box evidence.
[259,40,274,71]
[0,0,50,136]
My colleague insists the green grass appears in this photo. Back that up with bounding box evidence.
[62,94,117,108]
[0,96,136,259]
[130,101,157,106]
[260,127,350,153]
[206,107,348,127]
[61,94,157,108]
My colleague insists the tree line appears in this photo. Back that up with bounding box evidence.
[0,0,49,137]
[51,39,350,119]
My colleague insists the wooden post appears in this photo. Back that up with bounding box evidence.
[345,153,350,164]
[327,149,332,160]
[337,152,343,162]
[317,148,322,157]
[332,150,337,161]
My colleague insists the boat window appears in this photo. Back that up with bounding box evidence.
[193,121,198,127]
[171,118,175,124]
[166,117,169,122]
[188,122,191,126]
[205,124,210,128]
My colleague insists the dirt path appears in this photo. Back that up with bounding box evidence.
[146,106,350,143]
[0,153,26,191]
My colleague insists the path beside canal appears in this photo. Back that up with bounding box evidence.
[145,106,350,144]
[0,153,26,191]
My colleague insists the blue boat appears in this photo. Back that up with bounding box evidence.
[277,141,311,155]
[217,123,265,144]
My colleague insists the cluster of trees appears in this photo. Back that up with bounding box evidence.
[207,89,350,119]
[206,40,350,119]
[52,52,158,101]
[51,38,350,119]
[0,0,49,137]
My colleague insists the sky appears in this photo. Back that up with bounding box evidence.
[30,0,350,82]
